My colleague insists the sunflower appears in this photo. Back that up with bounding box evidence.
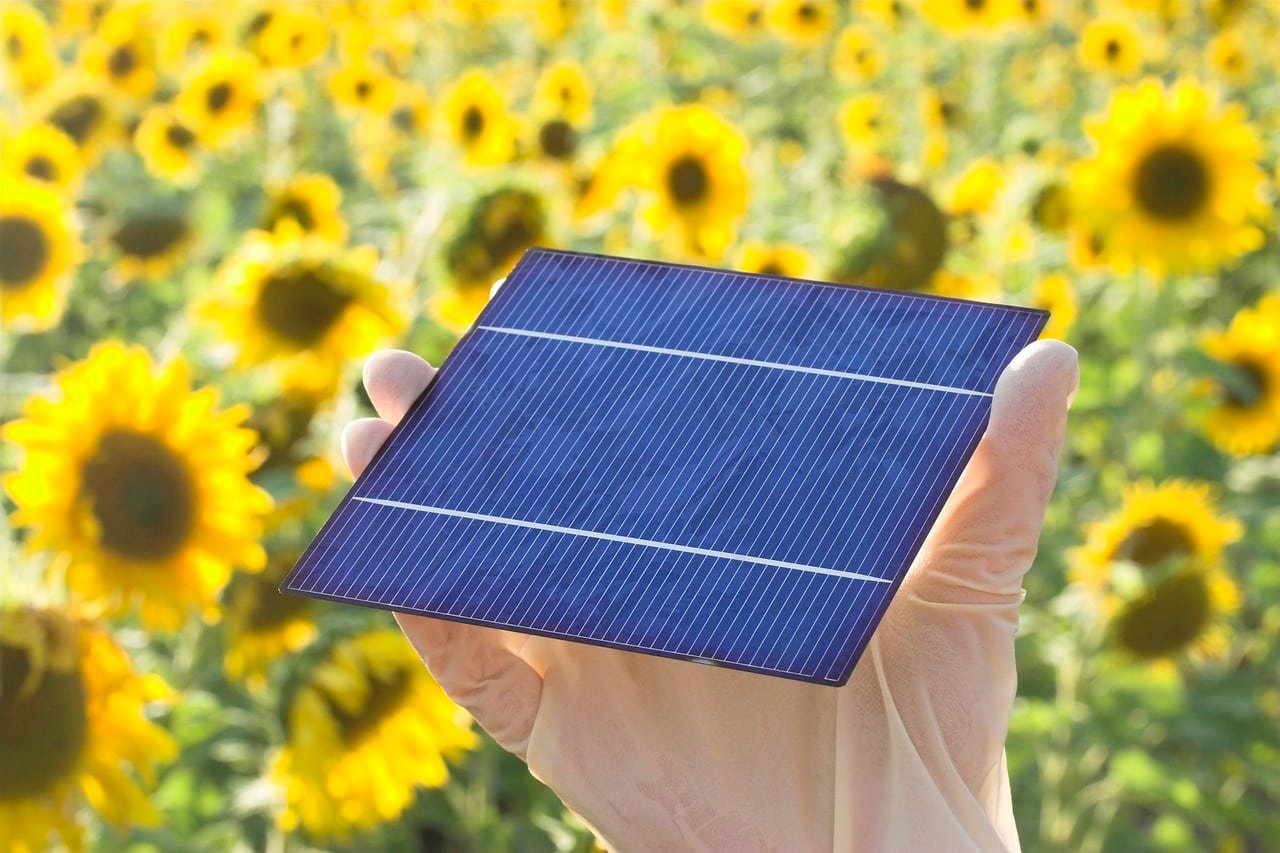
[78,11,156,99]
[253,7,329,68]
[1,122,83,195]
[1198,294,1280,456]
[28,75,116,162]
[0,178,79,333]
[133,106,202,184]
[530,0,582,41]
[157,8,226,74]
[0,2,57,94]
[442,69,517,167]
[839,93,890,155]
[262,173,348,243]
[1072,78,1269,276]
[831,24,883,82]
[202,226,405,393]
[107,211,193,280]
[702,0,768,41]
[223,556,316,690]
[175,50,262,149]
[1078,18,1144,76]
[1071,481,1243,662]
[269,629,477,840]
[572,134,639,222]
[3,343,272,630]
[534,59,593,126]
[1028,273,1077,340]
[830,177,950,292]
[437,188,547,330]
[1207,30,1252,85]
[735,242,814,278]
[767,0,837,45]
[919,0,1011,32]
[328,57,398,116]
[0,607,177,853]
[946,157,1005,216]
[634,104,749,261]
[1029,178,1072,234]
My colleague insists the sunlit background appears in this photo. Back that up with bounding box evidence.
[1,1,1278,851]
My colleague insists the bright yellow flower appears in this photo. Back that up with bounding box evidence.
[203,226,405,392]
[253,6,330,68]
[767,0,838,45]
[269,630,477,839]
[0,123,83,195]
[831,25,883,81]
[328,58,399,115]
[0,178,80,332]
[946,157,1005,216]
[0,3,57,94]
[534,59,593,125]
[78,10,156,99]
[633,105,750,261]
[919,0,1013,33]
[1198,294,1280,456]
[3,344,272,630]
[175,51,262,149]
[0,607,177,853]
[1029,273,1077,340]
[156,8,227,74]
[133,106,202,184]
[1072,78,1269,276]
[262,173,348,243]
[1207,30,1253,85]
[442,69,517,167]
[1079,18,1144,76]
[839,94,890,153]
[702,0,768,41]
[27,74,117,163]
[735,241,814,278]
[1071,480,1243,663]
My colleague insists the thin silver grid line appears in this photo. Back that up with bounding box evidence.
[474,326,995,398]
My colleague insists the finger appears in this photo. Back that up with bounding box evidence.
[363,349,437,424]
[903,339,1079,602]
[396,612,542,758]
[341,418,394,478]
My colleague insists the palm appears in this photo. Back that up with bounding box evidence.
[344,342,1077,851]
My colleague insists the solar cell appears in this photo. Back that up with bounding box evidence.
[281,248,1047,684]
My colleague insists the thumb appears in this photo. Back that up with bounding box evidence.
[902,338,1079,603]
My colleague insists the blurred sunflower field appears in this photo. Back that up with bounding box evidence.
[1,0,1278,851]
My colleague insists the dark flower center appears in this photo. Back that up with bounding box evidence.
[0,215,49,287]
[24,155,57,181]
[1031,182,1070,232]
[49,95,104,145]
[966,0,985,10]
[242,572,311,631]
[267,195,317,231]
[797,2,817,21]
[1112,569,1211,658]
[6,34,22,58]
[0,613,88,798]
[666,154,710,205]
[256,262,353,346]
[757,262,786,277]
[1104,38,1122,61]
[108,44,137,77]
[206,81,233,113]
[110,216,190,259]
[247,11,273,36]
[538,119,578,160]
[462,105,485,139]
[354,79,372,101]
[1219,358,1267,409]
[165,122,196,149]
[80,429,197,561]
[1133,144,1209,221]
[323,667,412,746]
[1116,518,1195,568]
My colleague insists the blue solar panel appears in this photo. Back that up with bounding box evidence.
[281,248,1047,685]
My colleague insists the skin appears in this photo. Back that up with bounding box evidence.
[344,339,1079,852]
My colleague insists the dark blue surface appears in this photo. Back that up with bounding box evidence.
[282,248,1046,684]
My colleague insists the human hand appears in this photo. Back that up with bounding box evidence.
[342,336,1078,852]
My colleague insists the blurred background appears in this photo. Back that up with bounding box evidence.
[1,1,1278,851]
